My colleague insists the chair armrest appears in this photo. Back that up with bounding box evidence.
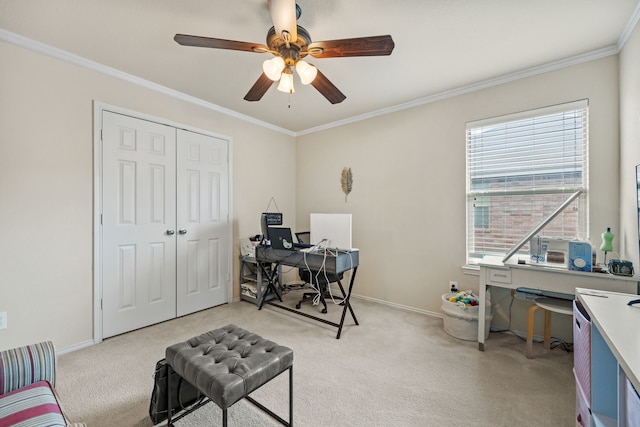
[0,341,56,394]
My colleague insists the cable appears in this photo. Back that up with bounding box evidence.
[490,293,573,353]
[302,245,323,306]
[322,248,354,306]
[264,196,280,213]
[488,291,515,333]
[297,244,357,308]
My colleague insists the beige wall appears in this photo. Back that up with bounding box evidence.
[620,21,640,268]
[2,19,638,351]
[296,55,623,339]
[0,40,295,350]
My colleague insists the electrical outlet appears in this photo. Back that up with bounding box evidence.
[0,312,7,330]
[449,281,458,292]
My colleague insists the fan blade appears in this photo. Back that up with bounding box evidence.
[308,35,394,58]
[269,0,297,42]
[174,34,268,53]
[244,73,275,101]
[311,70,346,104]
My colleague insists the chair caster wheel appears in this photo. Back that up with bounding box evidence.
[295,304,301,309]
[322,309,327,314]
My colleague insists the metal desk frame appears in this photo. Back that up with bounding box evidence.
[255,247,360,339]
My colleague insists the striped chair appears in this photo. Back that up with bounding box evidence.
[0,341,85,427]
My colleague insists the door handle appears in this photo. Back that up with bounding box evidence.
[166,229,175,235]
[179,229,188,235]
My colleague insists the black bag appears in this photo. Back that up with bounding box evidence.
[149,358,204,425]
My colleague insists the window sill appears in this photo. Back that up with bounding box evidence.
[462,265,480,276]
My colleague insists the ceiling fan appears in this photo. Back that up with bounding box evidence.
[174,0,394,104]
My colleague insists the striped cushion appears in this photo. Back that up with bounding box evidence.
[0,342,56,395]
[0,381,66,426]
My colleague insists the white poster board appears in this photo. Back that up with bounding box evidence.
[310,213,352,250]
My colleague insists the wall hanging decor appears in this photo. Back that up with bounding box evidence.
[341,167,353,202]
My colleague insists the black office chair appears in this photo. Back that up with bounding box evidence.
[294,232,344,314]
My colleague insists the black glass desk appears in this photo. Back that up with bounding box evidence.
[254,246,360,339]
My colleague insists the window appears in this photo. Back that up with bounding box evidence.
[466,100,589,265]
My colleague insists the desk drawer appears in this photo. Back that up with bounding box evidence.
[488,268,511,284]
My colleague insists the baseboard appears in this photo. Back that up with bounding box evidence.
[57,339,96,355]
[343,290,443,319]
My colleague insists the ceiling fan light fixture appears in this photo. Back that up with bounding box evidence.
[277,69,295,94]
[269,0,298,42]
[263,56,285,81]
[295,60,317,85]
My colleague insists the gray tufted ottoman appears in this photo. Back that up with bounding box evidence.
[165,324,293,426]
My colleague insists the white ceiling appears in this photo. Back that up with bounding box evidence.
[1,0,639,134]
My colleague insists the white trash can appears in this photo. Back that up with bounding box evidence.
[441,291,492,341]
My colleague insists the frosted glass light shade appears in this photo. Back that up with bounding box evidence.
[295,60,317,85]
[263,57,285,81]
[277,71,294,93]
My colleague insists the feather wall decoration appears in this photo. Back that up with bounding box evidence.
[341,167,353,202]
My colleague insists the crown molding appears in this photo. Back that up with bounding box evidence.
[0,24,631,139]
[0,28,296,137]
[618,1,640,50]
[297,44,619,136]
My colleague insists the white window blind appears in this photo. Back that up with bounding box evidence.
[466,100,589,264]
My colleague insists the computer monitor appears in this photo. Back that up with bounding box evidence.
[261,212,283,238]
[310,213,352,249]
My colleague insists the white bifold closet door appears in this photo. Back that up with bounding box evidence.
[101,111,229,338]
[175,129,229,317]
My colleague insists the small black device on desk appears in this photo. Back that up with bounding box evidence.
[608,259,634,276]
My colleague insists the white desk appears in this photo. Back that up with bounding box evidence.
[477,260,638,351]
[576,288,640,425]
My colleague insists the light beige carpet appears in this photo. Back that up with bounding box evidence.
[56,290,575,426]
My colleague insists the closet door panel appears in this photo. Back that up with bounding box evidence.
[101,111,177,338]
[176,129,230,316]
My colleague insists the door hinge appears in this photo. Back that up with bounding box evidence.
[100,299,103,310]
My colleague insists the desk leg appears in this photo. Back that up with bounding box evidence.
[257,262,283,310]
[478,271,487,351]
[336,267,359,339]
[335,279,358,325]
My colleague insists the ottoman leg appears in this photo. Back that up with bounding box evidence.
[166,366,172,426]
[289,366,293,426]
[244,366,293,426]
[223,408,227,427]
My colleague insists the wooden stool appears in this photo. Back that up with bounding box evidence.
[525,297,573,359]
